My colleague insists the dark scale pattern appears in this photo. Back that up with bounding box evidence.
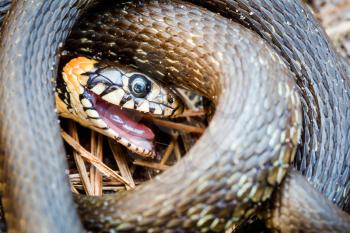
[56,74,73,110]
[0,0,349,232]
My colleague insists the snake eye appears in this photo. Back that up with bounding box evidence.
[129,74,151,98]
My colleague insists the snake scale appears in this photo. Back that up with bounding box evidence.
[0,0,350,232]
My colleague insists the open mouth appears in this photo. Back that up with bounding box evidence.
[88,90,155,155]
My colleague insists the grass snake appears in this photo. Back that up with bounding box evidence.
[0,0,350,232]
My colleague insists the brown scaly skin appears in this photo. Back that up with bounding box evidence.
[263,171,350,233]
[0,0,349,233]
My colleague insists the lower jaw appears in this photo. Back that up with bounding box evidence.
[99,115,155,157]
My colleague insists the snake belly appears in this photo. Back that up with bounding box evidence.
[0,0,349,233]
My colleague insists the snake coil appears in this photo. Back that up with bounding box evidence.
[0,0,350,233]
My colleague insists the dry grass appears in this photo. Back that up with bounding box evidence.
[62,110,206,196]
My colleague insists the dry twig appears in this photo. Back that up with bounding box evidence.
[61,130,132,188]
[68,122,93,195]
[109,140,136,190]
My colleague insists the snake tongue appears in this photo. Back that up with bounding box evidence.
[88,91,155,151]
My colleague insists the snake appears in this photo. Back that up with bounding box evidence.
[0,0,350,232]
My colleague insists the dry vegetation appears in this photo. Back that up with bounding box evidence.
[62,107,207,196]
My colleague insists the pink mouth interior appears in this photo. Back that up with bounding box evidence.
[88,91,155,152]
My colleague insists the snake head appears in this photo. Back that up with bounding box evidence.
[56,57,183,157]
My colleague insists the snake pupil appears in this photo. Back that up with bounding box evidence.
[134,81,145,93]
[129,74,151,98]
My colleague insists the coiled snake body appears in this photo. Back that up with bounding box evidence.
[0,0,350,232]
